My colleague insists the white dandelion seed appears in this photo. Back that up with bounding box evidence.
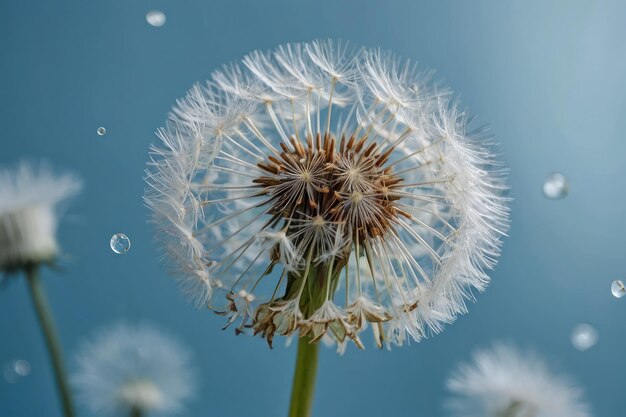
[73,323,195,417]
[446,343,592,417]
[145,39,509,349]
[0,161,81,271]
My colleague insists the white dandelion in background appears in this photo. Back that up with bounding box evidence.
[0,161,81,417]
[0,162,81,271]
[145,39,509,350]
[73,323,195,417]
[446,343,592,417]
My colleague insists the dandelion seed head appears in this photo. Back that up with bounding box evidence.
[446,343,592,417]
[145,40,509,349]
[0,161,81,271]
[73,323,194,417]
[118,379,164,412]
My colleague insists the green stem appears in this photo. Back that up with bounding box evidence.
[130,406,143,417]
[288,337,319,417]
[25,265,76,417]
[496,399,536,417]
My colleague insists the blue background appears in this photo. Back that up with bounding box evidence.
[1,1,625,416]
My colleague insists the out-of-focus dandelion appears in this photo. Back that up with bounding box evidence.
[0,161,81,417]
[0,162,81,271]
[73,323,195,417]
[145,40,509,416]
[446,343,592,417]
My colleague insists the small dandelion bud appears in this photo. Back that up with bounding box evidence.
[145,40,509,351]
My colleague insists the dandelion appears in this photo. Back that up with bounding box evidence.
[0,162,81,271]
[73,323,195,417]
[145,40,509,416]
[446,343,592,417]
[0,161,81,417]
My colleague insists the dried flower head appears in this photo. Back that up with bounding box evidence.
[145,40,509,350]
[446,343,592,417]
[73,323,195,417]
[0,161,81,272]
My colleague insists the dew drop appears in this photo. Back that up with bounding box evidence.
[3,359,30,383]
[13,360,31,376]
[571,323,598,351]
[543,172,568,199]
[97,127,107,136]
[611,280,626,299]
[110,233,131,254]
[146,10,166,27]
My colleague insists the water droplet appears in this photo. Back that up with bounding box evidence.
[13,360,30,376]
[543,172,568,199]
[3,359,30,383]
[146,10,166,27]
[97,127,107,136]
[571,323,598,351]
[110,233,131,254]
[611,280,626,299]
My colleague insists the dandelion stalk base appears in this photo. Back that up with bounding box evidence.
[25,265,76,417]
[130,406,143,417]
[288,337,319,417]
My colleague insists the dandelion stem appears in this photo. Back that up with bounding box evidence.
[288,337,319,417]
[25,265,76,417]
[130,406,143,417]
[496,399,534,417]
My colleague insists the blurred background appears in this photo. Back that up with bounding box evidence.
[1,1,625,416]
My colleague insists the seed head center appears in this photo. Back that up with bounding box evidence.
[255,133,405,246]
[350,191,363,204]
[313,215,326,227]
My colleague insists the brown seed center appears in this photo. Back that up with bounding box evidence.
[255,132,406,247]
